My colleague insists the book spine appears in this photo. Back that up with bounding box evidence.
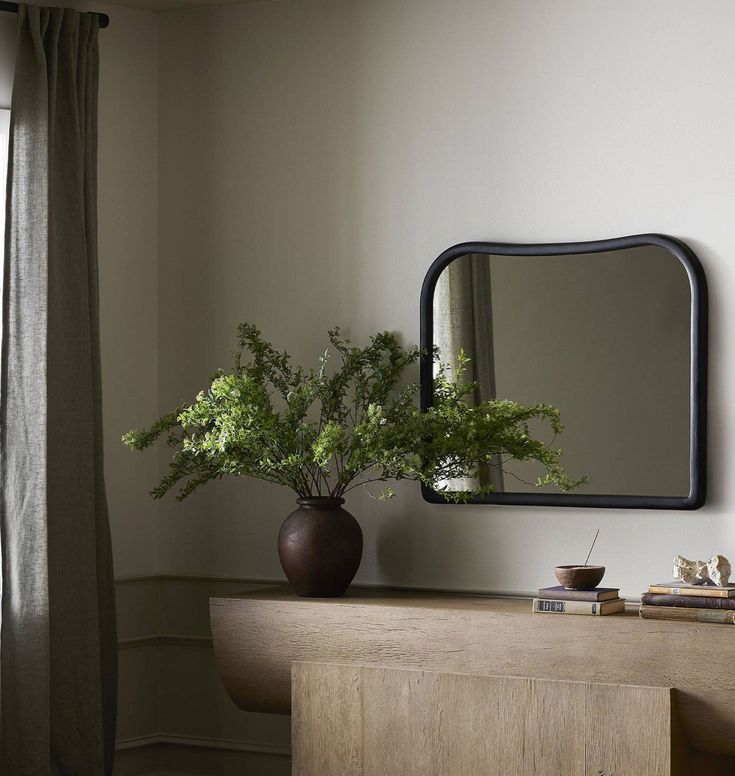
[537,590,618,602]
[639,606,735,624]
[640,593,735,610]
[533,598,607,615]
[648,585,732,599]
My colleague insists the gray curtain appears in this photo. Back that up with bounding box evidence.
[1,5,116,773]
[433,254,504,491]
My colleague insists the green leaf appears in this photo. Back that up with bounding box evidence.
[122,324,587,502]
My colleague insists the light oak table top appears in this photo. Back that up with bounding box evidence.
[210,586,735,755]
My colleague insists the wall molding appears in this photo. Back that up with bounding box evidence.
[115,571,539,598]
[118,634,213,650]
[115,574,293,775]
[115,572,642,603]
[115,573,283,585]
[117,732,291,757]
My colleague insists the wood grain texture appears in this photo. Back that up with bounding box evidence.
[585,682,671,776]
[436,672,585,774]
[292,664,675,776]
[210,587,735,756]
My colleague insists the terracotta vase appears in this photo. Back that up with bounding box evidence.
[277,497,363,597]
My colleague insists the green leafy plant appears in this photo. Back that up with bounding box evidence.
[123,324,586,503]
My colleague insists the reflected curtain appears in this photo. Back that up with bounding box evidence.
[433,254,504,491]
[1,5,116,773]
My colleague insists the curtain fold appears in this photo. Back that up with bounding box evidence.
[433,254,504,492]
[1,5,117,774]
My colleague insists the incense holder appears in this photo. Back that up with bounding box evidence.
[554,565,606,590]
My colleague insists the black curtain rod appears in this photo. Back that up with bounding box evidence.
[0,1,109,28]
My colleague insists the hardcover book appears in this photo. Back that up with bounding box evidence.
[640,592,735,610]
[538,586,619,602]
[532,598,626,616]
[648,583,735,599]
[639,605,735,624]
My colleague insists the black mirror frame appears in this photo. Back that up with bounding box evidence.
[420,233,708,510]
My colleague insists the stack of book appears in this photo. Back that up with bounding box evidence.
[640,582,735,624]
[532,586,625,616]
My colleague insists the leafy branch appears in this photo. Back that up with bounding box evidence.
[123,324,587,503]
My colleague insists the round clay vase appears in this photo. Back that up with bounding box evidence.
[278,497,363,597]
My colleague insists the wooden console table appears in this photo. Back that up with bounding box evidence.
[210,587,735,774]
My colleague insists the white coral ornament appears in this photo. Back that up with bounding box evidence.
[673,554,731,586]
[707,555,732,586]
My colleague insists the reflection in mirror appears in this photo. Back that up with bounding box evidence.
[431,247,691,498]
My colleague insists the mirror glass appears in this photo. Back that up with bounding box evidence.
[428,244,697,501]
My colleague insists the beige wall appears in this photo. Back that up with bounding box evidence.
[97,2,161,577]
[157,0,735,599]
[16,0,729,596]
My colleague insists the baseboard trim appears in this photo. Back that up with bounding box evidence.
[117,732,291,757]
[116,769,273,776]
[114,770,197,776]
[118,634,213,650]
[117,733,162,751]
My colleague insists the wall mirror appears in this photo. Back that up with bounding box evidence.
[420,234,707,509]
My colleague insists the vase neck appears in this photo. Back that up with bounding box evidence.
[296,496,345,508]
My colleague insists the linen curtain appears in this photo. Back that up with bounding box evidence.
[433,254,504,491]
[1,5,117,773]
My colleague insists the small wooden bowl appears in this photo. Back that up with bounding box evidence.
[554,565,605,590]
